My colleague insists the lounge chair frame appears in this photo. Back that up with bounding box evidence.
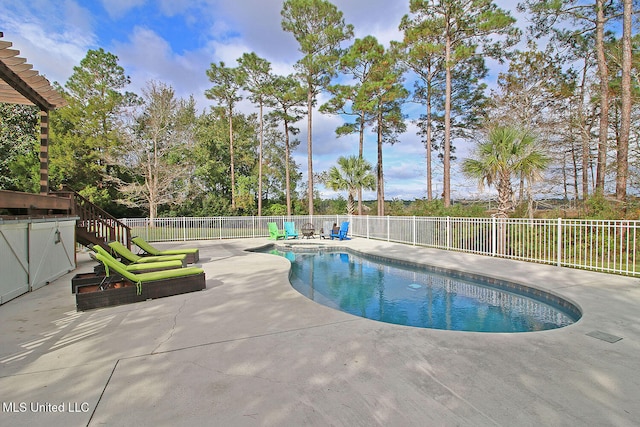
[76,252,206,311]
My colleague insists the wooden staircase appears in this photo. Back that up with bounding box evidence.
[55,189,131,250]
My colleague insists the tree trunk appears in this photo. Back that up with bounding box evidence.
[285,120,292,217]
[570,139,579,200]
[377,109,384,216]
[497,171,512,219]
[347,190,355,216]
[616,0,632,203]
[258,101,263,216]
[426,95,433,201]
[307,88,314,216]
[579,60,590,201]
[595,0,609,195]
[358,111,365,215]
[443,32,452,207]
[229,106,236,210]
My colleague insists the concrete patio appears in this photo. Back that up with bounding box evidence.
[0,237,638,426]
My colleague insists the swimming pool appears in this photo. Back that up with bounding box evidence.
[259,245,581,332]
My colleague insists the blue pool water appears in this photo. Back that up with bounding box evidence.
[261,247,581,332]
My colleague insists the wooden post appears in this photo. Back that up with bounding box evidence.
[39,109,49,194]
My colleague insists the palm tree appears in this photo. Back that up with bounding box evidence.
[325,156,376,215]
[462,126,549,218]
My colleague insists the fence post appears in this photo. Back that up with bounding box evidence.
[557,217,562,267]
[183,217,187,241]
[367,215,370,240]
[491,216,496,256]
[413,215,416,246]
[387,216,390,242]
[446,216,451,250]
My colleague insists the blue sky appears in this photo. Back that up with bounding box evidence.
[0,0,523,201]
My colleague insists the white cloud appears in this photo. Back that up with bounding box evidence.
[0,1,95,85]
[100,0,146,19]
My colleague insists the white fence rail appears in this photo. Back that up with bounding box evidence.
[120,215,640,277]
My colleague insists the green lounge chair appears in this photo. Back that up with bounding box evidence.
[132,236,199,263]
[284,221,299,239]
[108,240,187,266]
[91,252,205,296]
[90,244,184,273]
[268,222,285,240]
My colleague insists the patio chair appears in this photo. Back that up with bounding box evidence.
[90,244,184,273]
[108,240,187,266]
[320,221,334,239]
[268,222,286,240]
[284,221,299,239]
[91,252,205,296]
[330,221,350,240]
[132,236,199,263]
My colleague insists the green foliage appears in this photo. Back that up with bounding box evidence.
[194,108,259,214]
[265,203,287,216]
[314,195,347,215]
[238,53,272,105]
[166,192,233,217]
[584,193,626,220]
[264,75,306,215]
[235,175,257,215]
[463,126,550,218]
[402,0,519,207]
[49,48,138,207]
[321,35,384,153]
[281,0,354,214]
[386,198,408,216]
[78,185,111,207]
[205,62,245,108]
[0,103,39,190]
[324,155,376,215]
[406,199,489,217]
[205,61,247,210]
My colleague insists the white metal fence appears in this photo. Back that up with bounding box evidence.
[121,215,640,277]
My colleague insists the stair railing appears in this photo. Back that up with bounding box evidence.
[56,189,131,249]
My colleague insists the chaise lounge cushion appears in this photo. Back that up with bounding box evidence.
[108,240,187,266]
[90,244,184,273]
[132,236,199,263]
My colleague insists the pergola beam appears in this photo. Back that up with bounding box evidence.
[0,33,66,195]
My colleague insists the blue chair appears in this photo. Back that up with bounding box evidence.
[331,222,350,240]
[284,221,299,239]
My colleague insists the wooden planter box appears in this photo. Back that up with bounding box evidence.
[75,272,206,311]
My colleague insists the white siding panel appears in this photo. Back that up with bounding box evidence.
[29,220,76,291]
[0,223,29,304]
